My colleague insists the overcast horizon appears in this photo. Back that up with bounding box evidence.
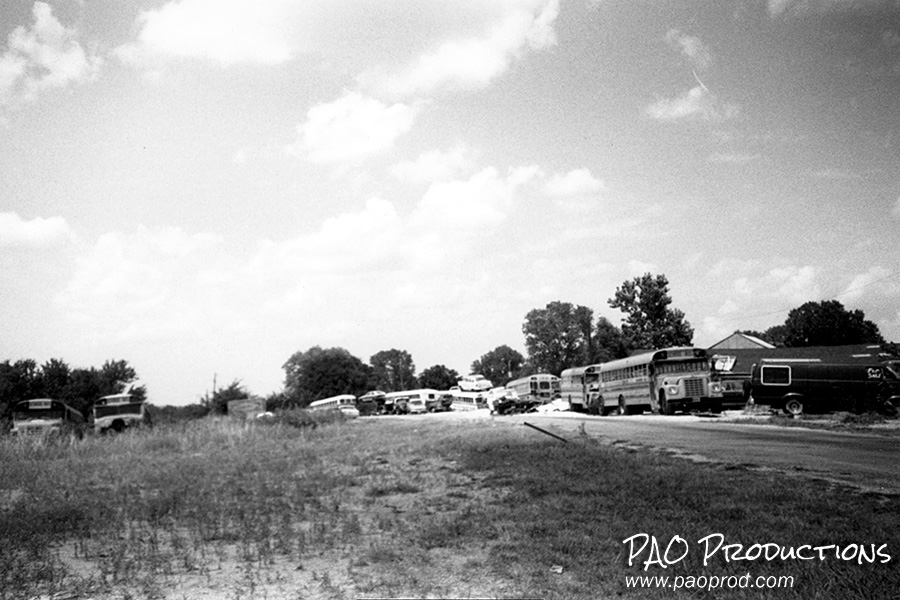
[2,0,899,405]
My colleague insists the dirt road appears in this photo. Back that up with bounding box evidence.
[416,410,900,495]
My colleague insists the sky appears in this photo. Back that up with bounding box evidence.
[1,0,899,406]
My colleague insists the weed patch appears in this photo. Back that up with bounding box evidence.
[1,417,898,599]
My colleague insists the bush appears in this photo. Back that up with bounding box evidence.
[256,408,347,429]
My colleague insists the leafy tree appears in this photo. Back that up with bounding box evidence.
[40,358,71,399]
[779,300,884,347]
[608,273,693,350]
[417,364,460,390]
[470,345,525,387]
[523,301,595,375]
[283,346,371,407]
[592,317,630,362]
[61,368,103,415]
[0,358,144,418]
[369,349,416,392]
[206,380,249,415]
[0,359,42,418]
[98,359,139,396]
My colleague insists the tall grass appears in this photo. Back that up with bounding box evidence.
[1,415,897,599]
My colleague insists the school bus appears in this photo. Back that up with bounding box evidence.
[11,398,85,438]
[93,393,153,433]
[599,347,723,415]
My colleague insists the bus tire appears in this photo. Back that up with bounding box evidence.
[784,398,804,416]
[660,392,676,415]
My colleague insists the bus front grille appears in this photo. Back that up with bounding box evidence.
[684,378,705,398]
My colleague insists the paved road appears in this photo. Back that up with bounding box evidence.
[499,412,900,495]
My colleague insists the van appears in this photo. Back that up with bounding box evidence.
[749,360,900,416]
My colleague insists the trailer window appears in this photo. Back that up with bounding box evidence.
[761,365,791,385]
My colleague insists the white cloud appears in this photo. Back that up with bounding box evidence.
[544,168,604,197]
[627,260,658,276]
[0,2,102,107]
[0,212,74,247]
[731,264,820,305]
[646,86,739,122]
[57,226,225,342]
[412,166,525,232]
[358,0,559,98]
[117,0,295,66]
[665,29,712,72]
[288,91,419,164]
[893,197,900,219]
[839,266,893,303]
[389,145,473,183]
[766,0,884,18]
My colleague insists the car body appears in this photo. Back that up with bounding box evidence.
[749,360,900,416]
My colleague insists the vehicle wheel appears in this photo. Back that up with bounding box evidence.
[660,392,676,415]
[617,396,627,416]
[784,398,804,416]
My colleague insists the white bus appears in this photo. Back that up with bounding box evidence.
[559,365,603,414]
[383,391,411,415]
[309,394,360,418]
[450,390,487,411]
[356,390,385,416]
[505,373,560,403]
[599,347,723,415]
[11,398,85,438]
[388,389,439,414]
[93,393,152,434]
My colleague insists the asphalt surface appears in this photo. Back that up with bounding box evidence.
[496,411,900,495]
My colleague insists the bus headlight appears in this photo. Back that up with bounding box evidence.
[667,386,679,396]
[710,382,722,394]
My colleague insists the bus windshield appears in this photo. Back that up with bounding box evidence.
[14,409,63,421]
[656,359,709,374]
[94,404,144,418]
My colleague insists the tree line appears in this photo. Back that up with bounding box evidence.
[0,358,144,418]
[272,272,889,409]
[1,273,888,416]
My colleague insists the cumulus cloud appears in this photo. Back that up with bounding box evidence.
[0,212,74,247]
[357,0,559,98]
[665,29,712,72]
[648,29,739,123]
[839,266,894,303]
[116,0,296,66]
[544,167,604,197]
[0,2,102,108]
[647,86,739,122]
[412,166,533,232]
[389,145,473,183]
[57,226,224,342]
[287,91,420,163]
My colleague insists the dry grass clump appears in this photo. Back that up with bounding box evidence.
[1,415,898,599]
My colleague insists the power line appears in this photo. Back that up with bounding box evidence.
[722,269,899,326]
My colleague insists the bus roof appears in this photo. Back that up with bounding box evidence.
[599,347,707,371]
[95,393,140,405]
[310,394,356,405]
[559,365,602,377]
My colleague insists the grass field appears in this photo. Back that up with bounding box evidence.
[1,413,898,599]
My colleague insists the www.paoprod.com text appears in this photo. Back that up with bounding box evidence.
[626,572,794,592]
